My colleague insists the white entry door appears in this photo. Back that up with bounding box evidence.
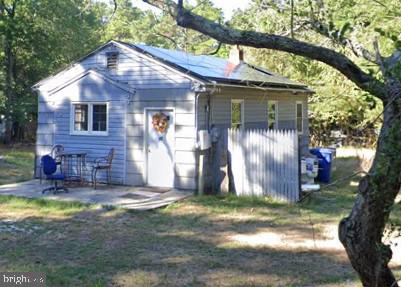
[146,109,175,188]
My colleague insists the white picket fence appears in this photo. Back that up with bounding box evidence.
[228,129,300,202]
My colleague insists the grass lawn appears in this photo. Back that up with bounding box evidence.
[0,145,35,185]
[0,147,400,286]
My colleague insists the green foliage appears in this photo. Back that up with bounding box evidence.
[99,0,228,55]
[0,0,229,143]
[100,0,155,43]
[0,0,104,141]
[149,0,228,55]
[0,0,398,145]
[229,0,401,146]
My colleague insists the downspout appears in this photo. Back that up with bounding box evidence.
[31,87,39,180]
[206,93,211,132]
[195,91,203,195]
[196,91,212,134]
[195,92,201,144]
[124,90,136,185]
[206,81,218,131]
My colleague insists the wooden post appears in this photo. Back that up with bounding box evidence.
[210,126,221,195]
[211,140,220,194]
[220,129,229,193]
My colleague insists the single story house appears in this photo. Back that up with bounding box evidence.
[33,40,313,190]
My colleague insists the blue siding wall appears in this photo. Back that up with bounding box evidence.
[35,41,309,189]
[36,42,197,188]
[36,92,55,176]
[197,88,310,155]
[37,72,130,184]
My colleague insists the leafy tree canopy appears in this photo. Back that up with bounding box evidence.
[229,0,401,145]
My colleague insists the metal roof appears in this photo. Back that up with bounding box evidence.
[121,42,308,89]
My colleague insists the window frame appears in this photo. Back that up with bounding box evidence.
[296,101,304,134]
[267,100,278,130]
[72,103,89,133]
[70,102,109,136]
[231,99,244,129]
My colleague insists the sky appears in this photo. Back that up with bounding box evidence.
[132,0,252,19]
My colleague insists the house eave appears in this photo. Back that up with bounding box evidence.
[204,82,314,94]
[47,69,135,96]
[33,40,208,91]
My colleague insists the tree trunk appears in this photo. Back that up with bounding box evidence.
[3,24,16,144]
[339,81,401,287]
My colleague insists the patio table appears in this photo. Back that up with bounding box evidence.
[59,151,87,184]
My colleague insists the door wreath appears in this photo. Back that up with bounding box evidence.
[152,112,169,134]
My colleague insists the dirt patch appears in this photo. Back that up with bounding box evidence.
[0,219,43,234]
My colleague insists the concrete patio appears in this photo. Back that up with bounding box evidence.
[0,180,193,210]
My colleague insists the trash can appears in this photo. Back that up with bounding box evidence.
[309,148,335,183]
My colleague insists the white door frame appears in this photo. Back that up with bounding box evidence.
[143,107,176,187]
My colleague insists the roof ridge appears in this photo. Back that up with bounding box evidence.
[119,40,224,60]
[34,40,311,91]
[123,42,308,89]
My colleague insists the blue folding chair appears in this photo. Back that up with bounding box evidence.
[41,155,68,194]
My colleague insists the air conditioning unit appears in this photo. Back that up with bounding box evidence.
[301,157,320,192]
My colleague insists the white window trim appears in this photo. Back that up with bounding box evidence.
[70,102,109,136]
[267,100,278,130]
[231,99,244,129]
[296,101,304,135]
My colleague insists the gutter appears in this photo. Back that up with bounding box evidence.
[204,83,314,94]
[195,92,201,145]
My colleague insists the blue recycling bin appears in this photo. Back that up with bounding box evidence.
[310,148,334,183]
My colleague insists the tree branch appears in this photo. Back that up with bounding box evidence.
[207,41,222,55]
[373,38,387,75]
[155,32,178,48]
[0,1,4,17]
[143,0,386,100]
[307,20,378,64]
[384,51,401,71]
[280,23,308,37]
[6,0,17,17]
[290,0,294,38]
[143,0,176,16]
[372,0,388,8]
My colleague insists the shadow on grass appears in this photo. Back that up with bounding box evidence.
[188,156,361,218]
[0,195,359,287]
[187,194,287,211]
[0,155,373,286]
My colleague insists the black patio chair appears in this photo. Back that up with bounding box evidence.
[91,148,115,189]
[51,144,64,167]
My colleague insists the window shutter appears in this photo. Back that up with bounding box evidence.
[106,52,119,70]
